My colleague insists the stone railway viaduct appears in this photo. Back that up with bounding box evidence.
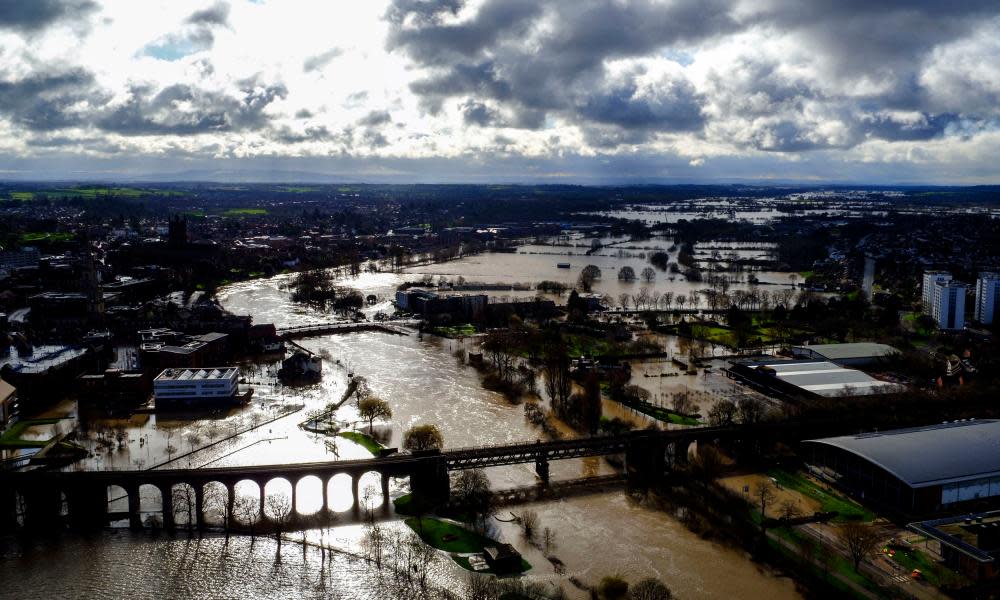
[0,423,817,532]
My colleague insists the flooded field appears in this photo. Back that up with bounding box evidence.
[2,260,799,600]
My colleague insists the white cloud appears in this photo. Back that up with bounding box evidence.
[0,1,998,182]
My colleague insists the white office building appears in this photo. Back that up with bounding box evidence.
[154,367,239,406]
[931,280,966,330]
[922,271,952,313]
[974,272,1000,325]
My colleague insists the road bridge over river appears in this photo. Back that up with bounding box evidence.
[277,320,420,340]
[0,422,829,533]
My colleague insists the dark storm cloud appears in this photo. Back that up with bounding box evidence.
[0,69,105,131]
[95,79,288,136]
[273,124,336,144]
[386,0,1000,149]
[388,0,737,134]
[459,99,499,127]
[579,78,704,131]
[358,110,392,127]
[861,113,958,142]
[303,47,343,72]
[0,0,97,32]
[143,2,231,60]
[185,2,230,27]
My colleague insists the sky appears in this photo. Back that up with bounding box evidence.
[1,0,999,184]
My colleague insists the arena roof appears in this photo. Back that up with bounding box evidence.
[806,420,1000,488]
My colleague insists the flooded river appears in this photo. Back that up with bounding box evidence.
[0,268,801,599]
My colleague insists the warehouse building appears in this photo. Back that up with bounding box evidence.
[805,420,1000,515]
[726,359,902,400]
[791,342,898,367]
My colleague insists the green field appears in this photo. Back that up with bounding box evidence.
[768,527,883,598]
[7,186,181,201]
[563,333,620,357]
[19,232,76,243]
[223,208,268,216]
[767,468,875,522]
[405,517,531,573]
[337,431,383,455]
[0,418,61,449]
[279,186,320,193]
[432,324,478,337]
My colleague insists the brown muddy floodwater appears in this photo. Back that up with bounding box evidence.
[0,268,800,600]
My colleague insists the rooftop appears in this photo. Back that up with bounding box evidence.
[1,345,90,374]
[740,359,902,397]
[806,420,1000,488]
[155,367,239,381]
[794,342,898,361]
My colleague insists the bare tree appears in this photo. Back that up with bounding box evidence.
[234,495,261,542]
[641,266,656,283]
[840,521,880,572]
[661,291,674,311]
[520,509,540,542]
[618,293,630,312]
[707,399,738,426]
[203,482,232,540]
[631,577,673,600]
[737,396,767,425]
[451,469,496,533]
[172,484,196,532]
[267,493,293,556]
[753,481,777,524]
[779,499,802,521]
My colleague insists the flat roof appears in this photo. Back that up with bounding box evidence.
[806,420,1000,488]
[794,343,898,361]
[740,359,901,397]
[1,345,90,374]
[155,367,238,381]
[910,510,1000,564]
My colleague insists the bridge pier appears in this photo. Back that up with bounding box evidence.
[535,453,550,485]
[380,473,391,512]
[291,479,298,516]
[225,482,235,528]
[194,484,205,530]
[65,484,106,530]
[160,484,174,530]
[410,457,450,508]
[22,484,62,530]
[321,475,330,512]
[0,487,17,532]
[351,474,360,515]
[257,479,267,521]
[126,484,143,530]
[625,437,666,489]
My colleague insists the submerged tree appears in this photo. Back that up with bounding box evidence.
[403,424,444,451]
[358,396,392,433]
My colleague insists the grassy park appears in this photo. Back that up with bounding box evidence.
[404,516,531,574]
[337,431,384,455]
[766,468,876,522]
